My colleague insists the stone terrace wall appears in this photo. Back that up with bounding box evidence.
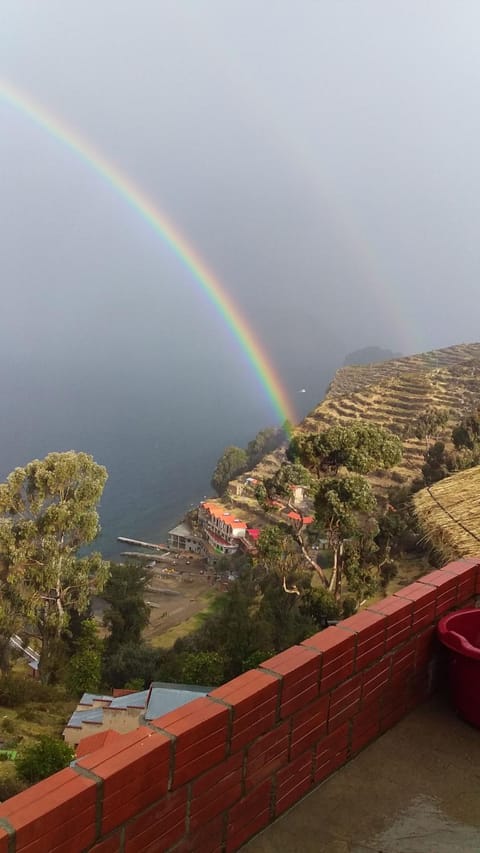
[0,558,478,853]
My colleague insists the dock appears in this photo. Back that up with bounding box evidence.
[120,551,171,561]
[117,537,170,551]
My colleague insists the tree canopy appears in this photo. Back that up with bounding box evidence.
[288,422,402,476]
[0,451,108,683]
[103,562,151,650]
[211,446,248,495]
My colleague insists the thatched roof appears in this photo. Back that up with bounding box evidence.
[413,465,480,560]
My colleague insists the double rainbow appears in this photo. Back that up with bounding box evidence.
[0,79,296,427]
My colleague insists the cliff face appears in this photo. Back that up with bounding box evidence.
[228,342,480,504]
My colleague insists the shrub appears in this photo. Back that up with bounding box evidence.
[66,650,101,697]
[16,708,40,723]
[0,677,63,708]
[1,718,15,734]
[15,737,74,784]
[0,775,25,802]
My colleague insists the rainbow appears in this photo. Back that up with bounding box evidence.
[0,79,297,427]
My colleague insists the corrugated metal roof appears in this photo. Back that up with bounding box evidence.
[66,683,209,729]
[144,683,209,720]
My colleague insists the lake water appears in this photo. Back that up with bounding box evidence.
[0,357,332,559]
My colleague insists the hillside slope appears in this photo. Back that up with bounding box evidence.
[228,342,480,508]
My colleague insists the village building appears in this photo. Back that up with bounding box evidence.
[167,521,204,553]
[198,501,247,555]
[63,683,208,749]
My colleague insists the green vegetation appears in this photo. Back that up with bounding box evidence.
[0,674,76,799]
[15,736,74,784]
[288,422,402,476]
[1,347,480,798]
[211,422,291,495]
[103,563,151,650]
[0,451,108,684]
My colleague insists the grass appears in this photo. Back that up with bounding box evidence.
[0,668,77,800]
[149,591,217,649]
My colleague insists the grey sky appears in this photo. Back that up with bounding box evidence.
[1,2,480,424]
[0,0,480,365]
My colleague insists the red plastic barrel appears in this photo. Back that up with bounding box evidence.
[438,608,480,728]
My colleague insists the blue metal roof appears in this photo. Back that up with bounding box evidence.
[67,683,209,729]
[144,683,209,721]
[68,690,148,728]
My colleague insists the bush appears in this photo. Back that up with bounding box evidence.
[1,718,15,734]
[0,677,63,708]
[66,650,101,697]
[15,737,74,784]
[0,775,25,802]
[16,708,41,723]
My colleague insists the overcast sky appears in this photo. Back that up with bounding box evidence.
[1,2,480,434]
[3,3,480,355]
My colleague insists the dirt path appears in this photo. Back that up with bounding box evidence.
[142,552,219,644]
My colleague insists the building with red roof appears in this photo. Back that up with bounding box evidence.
[199,501,248,554]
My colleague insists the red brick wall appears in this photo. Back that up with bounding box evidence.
[1,558,478,853]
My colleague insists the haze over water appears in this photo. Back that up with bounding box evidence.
[2,3,480,555]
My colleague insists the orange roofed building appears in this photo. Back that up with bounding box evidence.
[198,501,247,555]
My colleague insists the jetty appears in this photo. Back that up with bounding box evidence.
[117,537,170,551]
[120,551,172,562]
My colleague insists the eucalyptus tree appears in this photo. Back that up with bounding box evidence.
[0,451,109,683]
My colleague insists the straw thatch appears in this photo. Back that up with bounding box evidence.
[413,465,480,560]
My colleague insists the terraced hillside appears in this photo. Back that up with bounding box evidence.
[228,343,480,508]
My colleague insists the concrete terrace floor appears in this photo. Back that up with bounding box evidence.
[243,694,480,853]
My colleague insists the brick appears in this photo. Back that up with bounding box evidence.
[415,626,437,671]
[275,751,314,815]
[362,658,391,705]
[367,596,414,651]
[77,726,155,770]
[328,674,362,731]
[47,828,98,853]
[339,611,387,671]
[391,639,416,683]
[226,780,272,852]
[89,835,122,853]
[211,670,280,752]
[7,773,97,853]
[102,761,170,835]
[259,646,321,717]
[174,815,224,853]
[380,681,410,732]
[315,723,349,782]
[0,832,10,853]
[153,698,229,788]
[290,694,329,758]
[417,569,458,616]
[351,718,380,755]
[394,582,436,631]
[302,627,355,692]
[440,559,478,603]
[351,695,382,755]
[245,722,290,791]
[190,752,243,832]
[77,730,171,834]
[124,787,187,853]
